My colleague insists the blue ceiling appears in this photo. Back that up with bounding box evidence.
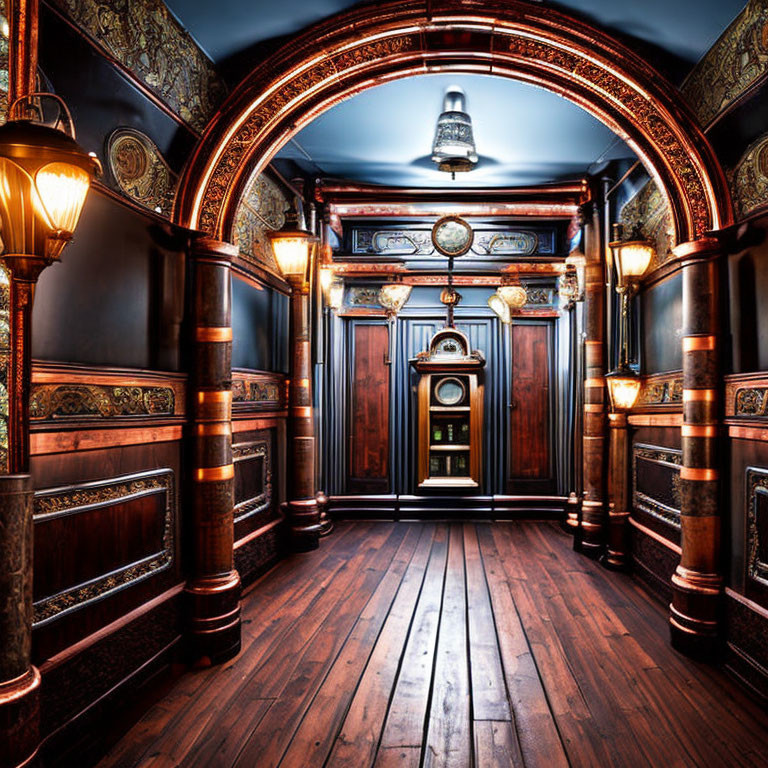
[162,0,746,188]
[274,74,634,188]
[165,0,744,66]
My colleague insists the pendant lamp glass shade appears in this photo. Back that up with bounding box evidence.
[0,112,100,262]
[606,368,642,411]
[432,86,478,175]
[378,283,412,315]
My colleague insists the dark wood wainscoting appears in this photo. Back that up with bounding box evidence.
[348,321,390,494]
[232,368,289,586]
[508,321,554,493]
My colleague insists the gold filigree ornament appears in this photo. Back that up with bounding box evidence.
[107,127,176,216]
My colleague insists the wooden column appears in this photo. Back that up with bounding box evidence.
[185,236,241,664]
[578,201,608,557]
[604,412,630,569]
[285,277,321,551]
[670,238,722,657]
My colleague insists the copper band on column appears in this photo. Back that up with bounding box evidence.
[185,236,241,664]
[671,242,722,657]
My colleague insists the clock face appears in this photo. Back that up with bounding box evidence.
[435,377,466,406]
[432,216,474,257]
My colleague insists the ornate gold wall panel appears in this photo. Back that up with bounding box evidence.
[232,173,287,273]
[682,0,768,128]
[620,181,675,268]
[49,0,225,131]
[731,134,768,219]
[0,0,8,123]
[107,128,176,215]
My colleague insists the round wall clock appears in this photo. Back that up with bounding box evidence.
[431,215,474,257]
[434,376,466,406]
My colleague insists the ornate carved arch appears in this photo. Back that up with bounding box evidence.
[175,0,732,244]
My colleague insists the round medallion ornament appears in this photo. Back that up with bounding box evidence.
[432,215,474,257]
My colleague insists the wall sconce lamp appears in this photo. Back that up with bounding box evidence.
[319,266,345,312]
[378,281,412,364]
[0,94,101,277]
[605,224,655,413]
[559,249,586,307]
[0,94,100,473]
[378,282,412,318]
[488,281,527,324]
[267,198,318,288]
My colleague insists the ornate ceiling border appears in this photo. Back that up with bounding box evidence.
[174,0,732,247]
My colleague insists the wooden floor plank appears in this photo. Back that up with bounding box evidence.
[95,522,768,768]
[462,524,512,723]
[475,524,569,768]
[326,525,438,768]
[374,526,448,758]
[230,525,416,768]
[277,524,435,768]
[422,525,471,768]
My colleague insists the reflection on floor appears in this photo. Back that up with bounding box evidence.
[97,521,768,768]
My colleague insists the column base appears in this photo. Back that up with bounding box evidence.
[669,565,722,660]
[185,571,241,666]
[602,508,629,571]
[0,667,40,768]
[285,499,323,552]
[577,519,604,559]
[600,549,629,571]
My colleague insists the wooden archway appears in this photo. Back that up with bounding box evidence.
[175,0,732,245]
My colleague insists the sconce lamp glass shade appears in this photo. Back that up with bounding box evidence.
[267,203,318,281]
[319,266,335,294]
[488,292,511,324]
[328,280,344,311]
[431,86,478,175]
[606,368,642,411]
[378,283,412,315]
[610,238,654,287]
[497,284,528,310]
[0,119,100,261]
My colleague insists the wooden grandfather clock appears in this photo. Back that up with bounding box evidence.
[412,328,485,489]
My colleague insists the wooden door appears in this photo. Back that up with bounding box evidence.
[348,322,390,493]
[509,322,553,492]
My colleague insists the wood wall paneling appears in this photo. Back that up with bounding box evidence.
[348,322,390,494]
[640,271,683,375]
[509,321,553,492]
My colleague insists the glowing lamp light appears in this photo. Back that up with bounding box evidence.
[609,225,654,289]
[319,266,335,294]
[378,283,412,316]
[606,368,642,412]
[487,292,511,324]
[497,285,527,310]
[267,203,318,282]
[0,104,101,263]
[328,281,344,311]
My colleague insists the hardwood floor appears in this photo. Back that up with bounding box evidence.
[97,522,768,768]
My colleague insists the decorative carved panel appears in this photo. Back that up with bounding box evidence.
[233,439,272,524]
[107,128,176,216]
[0,0,7,124]
[231,371,286,411]
[349,226,550,257]
[731,134,768,221]
[33,469,175,625]
[682,0,768,127]
[638,373,683,408]
[633,443,682,529]
[30,384,176,420]
[725,374,768,419]
[49,0,226,130]
[747,466,768,587]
